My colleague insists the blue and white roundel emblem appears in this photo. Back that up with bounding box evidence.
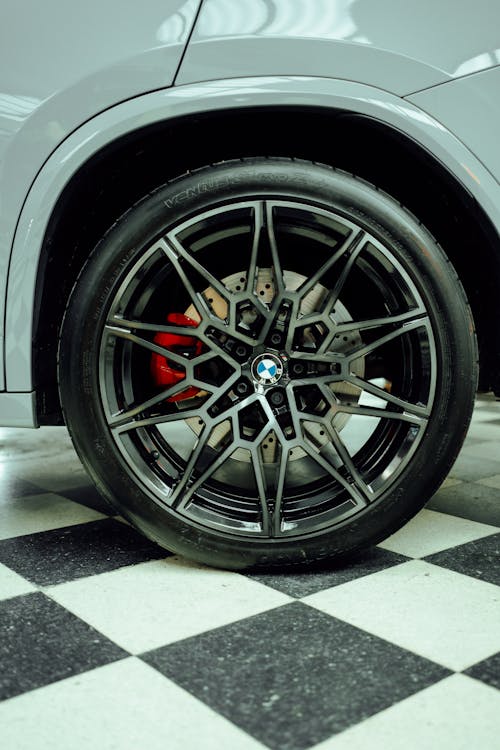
[257,359,277,380]
[252,353,283,385]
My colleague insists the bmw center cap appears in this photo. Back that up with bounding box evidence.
[251,353,284,386]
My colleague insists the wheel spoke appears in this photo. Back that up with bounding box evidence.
[250,446,272,535]
[244,200,286,305]
[296,229,364,300]
[346,316,430,362]
[286,373,342,390]
[159,238,213,322]
[291,231,367,355]
[165,234,230,307]
[328,427,373,500]
[168,424,213,506]
[258,397,302,447]
[266,202,286,297]
[110,370,242,434]
[104,323,201,370]
[303,395,374,500]
[175,441,237,512]
[272,444,290,537]
[334,307,426,335]
[168,413,233,507]
[166,215,277,342]
[246,201,264,298]
[108,316,203,335]
[301,442,368,508]
[108,384,202,430]
[335,401,427,425]
[315,231,366,319]
[104,322,228,372]
[107,315,235,360]
[345,375,431,420]
[113,406,205,434]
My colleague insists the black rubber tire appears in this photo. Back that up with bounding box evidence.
[59,158,477,570]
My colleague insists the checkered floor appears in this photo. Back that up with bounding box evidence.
[0,395,499,749]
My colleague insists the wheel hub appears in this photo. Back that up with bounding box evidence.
[251,352,284,386]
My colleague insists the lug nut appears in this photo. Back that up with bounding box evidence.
[291,361,305,376]
[269,389,285,406]
[270,331,283,346]
[235,345,248,358]
[236,380,250,395]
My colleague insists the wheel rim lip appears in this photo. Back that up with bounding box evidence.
[98,195,437,539]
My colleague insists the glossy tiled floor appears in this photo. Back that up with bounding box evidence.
[0,395,499,749]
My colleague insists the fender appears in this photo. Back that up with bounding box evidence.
[5,75,500,423]
[0,0,202,397]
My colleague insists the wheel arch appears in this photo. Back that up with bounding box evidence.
[4,77,500,423]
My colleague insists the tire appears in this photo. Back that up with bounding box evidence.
[59,158,477,569]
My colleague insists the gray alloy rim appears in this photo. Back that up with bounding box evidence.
[99,198,437,538]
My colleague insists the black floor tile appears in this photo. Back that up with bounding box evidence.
[464,652,500,690]
[0,518,168,585]
[462,435,491,447]
[60,484,114,515]
[428,482,500,526]
[247,548,409,598]
[0,592,127,701]
[142,602,450,750]
[424,533,500,587]
[448,454,500,483]
[476,417,500,426]
[0,476,46,500]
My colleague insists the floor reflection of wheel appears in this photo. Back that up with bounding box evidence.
[59,159,477,569]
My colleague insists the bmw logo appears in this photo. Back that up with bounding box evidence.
[251,353,284,385]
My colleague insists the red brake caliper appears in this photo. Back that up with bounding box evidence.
[150,313,202,402]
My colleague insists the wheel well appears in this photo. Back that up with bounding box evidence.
[35,106,500,423]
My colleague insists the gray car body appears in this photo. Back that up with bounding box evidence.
[1,0,500,425]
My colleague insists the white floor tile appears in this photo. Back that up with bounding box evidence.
[311,674,500,750]
[0,427,89,491]
[0,426,71,458]
[0,563,36,601]
[47,556,291,653]
[304,560,500,670]
[0,658,266,750]
[378,509,499,558]
[0,493,104,540]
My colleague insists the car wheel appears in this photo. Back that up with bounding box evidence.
[59,158,477,569]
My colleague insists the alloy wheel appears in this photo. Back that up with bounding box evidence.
[99,198,436,538]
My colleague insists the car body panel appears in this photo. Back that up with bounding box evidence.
[5,74,500,418]
[0,0,201,391]
[407,66,500,185]
[0,393,37,428]
[177,0,500,94]
[2,1,500,424]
